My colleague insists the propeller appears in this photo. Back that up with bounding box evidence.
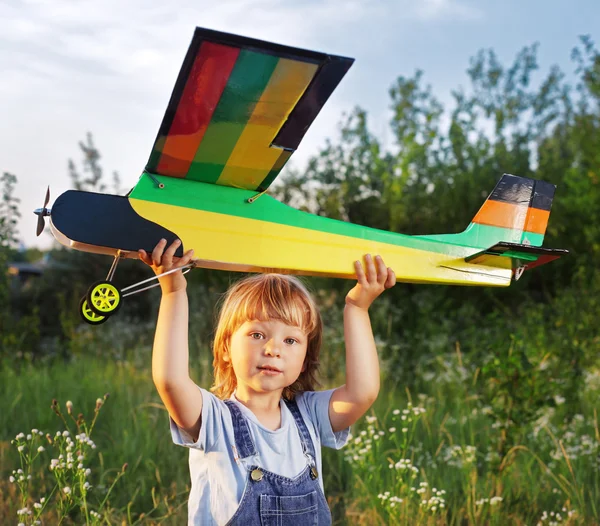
[34,186,51,236]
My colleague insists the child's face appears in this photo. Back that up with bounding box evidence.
[225,319,308,398]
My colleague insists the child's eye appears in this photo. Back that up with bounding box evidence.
[250,332,264,340]
[284,338,298,345]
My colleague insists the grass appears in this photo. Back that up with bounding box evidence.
[1,337,599,524]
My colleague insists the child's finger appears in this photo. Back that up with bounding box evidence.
[375,255,387,285]
[152,238,167,267]
[364,254,377,283]
[163,239,181,265]
[385,268,396,289]
[354,260,367,283]
[180,249,195,266]
[138,249,151,266]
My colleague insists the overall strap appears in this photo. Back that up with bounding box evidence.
[223,400,257,459]
[284,398,317,460]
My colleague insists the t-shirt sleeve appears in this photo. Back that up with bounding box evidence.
[297,389,349,450]
[169,387,226,451]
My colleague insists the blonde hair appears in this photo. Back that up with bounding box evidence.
[211,274,322,400]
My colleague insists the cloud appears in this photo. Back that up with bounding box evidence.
[2,0,485,248]
[1,0,482,95]
[414,0,483,21]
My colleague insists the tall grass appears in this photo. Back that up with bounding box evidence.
[1,305,599,524]
[329,353,600,525]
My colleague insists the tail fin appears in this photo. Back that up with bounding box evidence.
[420,174,556,249]
[470,173,555,247]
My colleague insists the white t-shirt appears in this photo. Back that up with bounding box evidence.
[170,387,349,526]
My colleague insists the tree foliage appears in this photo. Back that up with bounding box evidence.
[1,39,599,440]
[68,132,124,194]
[276,36,600,296]
[0,172,20,250]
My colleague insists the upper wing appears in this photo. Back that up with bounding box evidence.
[146,27,354,192]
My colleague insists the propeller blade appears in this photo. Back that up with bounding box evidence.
[36,215,45,236]
[44,186,50,208]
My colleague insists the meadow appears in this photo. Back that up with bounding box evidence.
[1,300,598,525]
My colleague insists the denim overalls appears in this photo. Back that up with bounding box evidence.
[223,398,332,526]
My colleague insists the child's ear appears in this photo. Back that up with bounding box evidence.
[222,351,230,363]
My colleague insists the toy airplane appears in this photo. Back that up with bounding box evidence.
[34,27,568,324]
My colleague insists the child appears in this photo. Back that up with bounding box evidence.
[139,238,396,525]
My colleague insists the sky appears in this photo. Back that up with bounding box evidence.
[2,0,599,250]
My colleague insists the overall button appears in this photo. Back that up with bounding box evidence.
[251,468,264,482]
[310,466,318,480]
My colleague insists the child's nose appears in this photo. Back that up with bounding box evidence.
[265,340,281,357]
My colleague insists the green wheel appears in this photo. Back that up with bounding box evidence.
[79,296,108,325]
[87,281,122,316]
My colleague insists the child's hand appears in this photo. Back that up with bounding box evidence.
[346,254,396,310]
[138,239,195,294]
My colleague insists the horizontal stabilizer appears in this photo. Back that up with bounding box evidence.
[465,242,568,279]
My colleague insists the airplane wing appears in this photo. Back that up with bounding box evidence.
[145,27,354,192]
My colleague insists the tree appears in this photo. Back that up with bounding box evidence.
[278,37,600,299]
[68,132,124,194]
[0,172,21,250]
[0,171,21,310]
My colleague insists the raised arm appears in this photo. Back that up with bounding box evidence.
[329,254,396,433]
[139,239,203,440]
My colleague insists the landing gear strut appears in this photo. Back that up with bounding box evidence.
[79,252,195,325]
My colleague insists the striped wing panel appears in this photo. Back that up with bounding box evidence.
[146,27,354,192]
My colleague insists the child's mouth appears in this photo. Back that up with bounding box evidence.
[258,365,282,375]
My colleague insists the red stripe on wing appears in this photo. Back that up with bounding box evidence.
[156,42,240,177]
